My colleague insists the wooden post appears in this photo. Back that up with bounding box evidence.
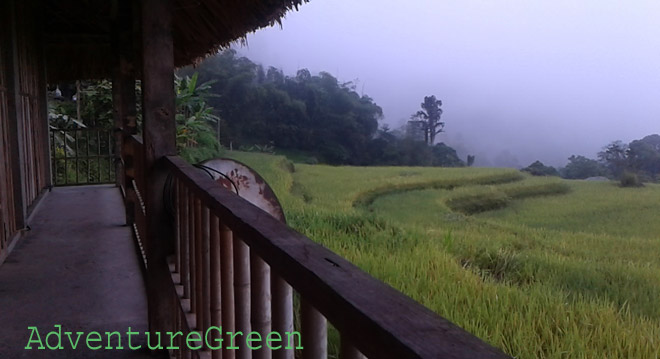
[234,237,251,359]
[114,0,137,223]
[195,198,203,330]
[181,184,190,299]
[250,255,271,359]
[202,206,211,335]
[141,0,177,336]
[301,300,327,359]
[174,181,181,273]
[35,14,51,190]
[189,190,196,310]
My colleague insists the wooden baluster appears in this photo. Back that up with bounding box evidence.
[340,336,366,359]
[175,180,181,274]
[234,237,251,359]
[181,185,190,300]
[195,198,203,331]
[272,275,294,359]
[250,255,271,359]
[202,206,211,344]
[301,300,327,359]
[221,223,236,359]
[175,307,182,359]
[74,130,79,184]
[210,214,222,359]
[189,192,196,313]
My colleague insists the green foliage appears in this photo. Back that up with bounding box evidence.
[619,171,643,187]
[627,134,660,180]
[49,80,115,129]
[431,143,464,167]
[174,73,223,163]
[178,51,461,167]
[80,80,114,128]
[178,50,383,165]
[521,160,559,176]
[562,155,606,179]
[598,141,629,178]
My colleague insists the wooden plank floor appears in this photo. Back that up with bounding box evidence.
[0,185,161,358]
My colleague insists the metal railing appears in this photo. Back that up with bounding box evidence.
[50,128,115,186]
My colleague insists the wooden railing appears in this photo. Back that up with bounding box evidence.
[158,155,509,359]
[123,134,147,268]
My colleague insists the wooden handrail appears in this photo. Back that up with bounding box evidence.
[164,155,509,359]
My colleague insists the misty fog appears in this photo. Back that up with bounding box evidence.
[233,0,660,168]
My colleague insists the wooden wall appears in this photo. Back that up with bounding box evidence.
[0,17,18,258]
[0,0,50,262]
[15,0,50,210]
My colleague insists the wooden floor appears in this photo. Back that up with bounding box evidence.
[0,185,160,358]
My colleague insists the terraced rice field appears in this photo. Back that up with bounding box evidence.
[225,151,660,358]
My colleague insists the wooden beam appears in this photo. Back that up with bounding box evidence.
[112,0,137,191]
[141,0,177,340]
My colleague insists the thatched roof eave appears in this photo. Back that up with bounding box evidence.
[42,0,307,82]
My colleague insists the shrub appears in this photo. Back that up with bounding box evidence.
[521,160,559,176]
[620,171,643,187]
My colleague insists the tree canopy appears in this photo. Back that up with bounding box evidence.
[521,160,559,177]
[178,50,464,167]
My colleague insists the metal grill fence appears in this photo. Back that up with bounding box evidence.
[50,128,115,186]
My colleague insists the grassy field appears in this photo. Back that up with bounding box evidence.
[224,151,660,358]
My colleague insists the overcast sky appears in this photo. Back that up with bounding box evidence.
[234,0,660,167]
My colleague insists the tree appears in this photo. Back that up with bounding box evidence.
[598,141,629,178]
[562,155,606,179]
[627,134,660,180]
[522,160,559,176]
[409,95,444,145]
[467,155,475,167]
[431,143,464,167]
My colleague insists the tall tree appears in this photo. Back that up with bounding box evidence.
[598,141,629,178]
[409,95,444,145]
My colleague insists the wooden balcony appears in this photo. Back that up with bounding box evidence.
[0,134,511,358]
[0,0,511,357]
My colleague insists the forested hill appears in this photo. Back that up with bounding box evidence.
[178,50,464,167]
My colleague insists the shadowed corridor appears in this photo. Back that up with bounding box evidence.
[0,185,161,358]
